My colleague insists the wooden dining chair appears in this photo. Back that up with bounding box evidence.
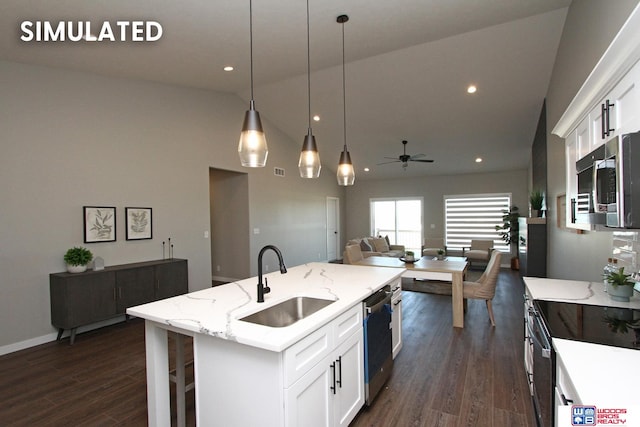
[462,250,502,326]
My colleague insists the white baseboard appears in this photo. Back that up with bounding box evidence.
[0,315,127,356]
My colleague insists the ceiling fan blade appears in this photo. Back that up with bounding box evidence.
[377,160,401,165]
[410,159,434,163]
[409,153,426,159]
[383,156,400,160]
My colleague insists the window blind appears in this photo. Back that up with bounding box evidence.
[444,194,511,252]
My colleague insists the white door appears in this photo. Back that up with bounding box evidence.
[326,197,340,261]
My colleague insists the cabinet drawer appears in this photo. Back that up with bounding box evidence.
[283,323,333,387]
[334,304,363,346]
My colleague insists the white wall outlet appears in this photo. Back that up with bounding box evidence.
[430,224,435,229]
[265,265,269,272]
[253,228,260,234]
[204,230,209,238]
[216,265,220,272]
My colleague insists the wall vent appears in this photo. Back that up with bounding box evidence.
[274,167,285,177]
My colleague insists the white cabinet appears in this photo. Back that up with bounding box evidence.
[390,279,402,358]
[589,60,640,149]
[554,353,580,427]
[284,304,364,427]
[563,59,640,230]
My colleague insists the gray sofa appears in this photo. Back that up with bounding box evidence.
[346,236,405,258]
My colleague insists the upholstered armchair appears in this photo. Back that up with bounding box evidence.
[463,250,502,325]
[462,239,494,268]
[422,238,447,257]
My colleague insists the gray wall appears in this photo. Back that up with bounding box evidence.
[344,170,528,243]
[0,60,343,351]
[545,0,640,281]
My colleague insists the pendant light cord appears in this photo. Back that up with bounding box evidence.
[306,0,311,130]
[249,0,255,101]
[341,18,347,151]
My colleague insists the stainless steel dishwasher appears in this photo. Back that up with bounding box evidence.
[363,285,393,406]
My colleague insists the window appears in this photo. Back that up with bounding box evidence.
[370,198,422,253]
[444,194,511,252]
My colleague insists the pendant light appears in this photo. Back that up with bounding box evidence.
[298,0,321,178]
[238,0,268,168]
[336,14,355,186]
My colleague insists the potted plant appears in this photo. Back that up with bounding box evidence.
[437,249,445,260]
[530,190,544,217]
[64,246,93,273]
[404,250,415,262]
[495,205,520,270]
[604,267,636,302]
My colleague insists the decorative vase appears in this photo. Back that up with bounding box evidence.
[66,264,87,273]
[437,254,444,260]
[608,284,634,302]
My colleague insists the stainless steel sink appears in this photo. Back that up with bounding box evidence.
[239,296,335,327]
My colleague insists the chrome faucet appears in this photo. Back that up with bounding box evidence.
[257,245,287,303]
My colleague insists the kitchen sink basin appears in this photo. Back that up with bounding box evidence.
[239,296,335,328]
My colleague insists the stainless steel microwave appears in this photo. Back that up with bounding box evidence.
[575,131,640,228]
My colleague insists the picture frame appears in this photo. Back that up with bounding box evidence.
[125,207,152,240]
[84,206,116,243]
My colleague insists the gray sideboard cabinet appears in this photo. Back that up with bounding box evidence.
[50,258,188,344]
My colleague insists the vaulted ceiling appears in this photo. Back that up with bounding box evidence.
[0,0,571,180]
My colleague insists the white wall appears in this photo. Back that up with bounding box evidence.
[0,60,343,351]
[344,170,528,242]
[545,0,640,281]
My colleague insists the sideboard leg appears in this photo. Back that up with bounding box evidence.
[56,328,64,341]
[69,328,77,345]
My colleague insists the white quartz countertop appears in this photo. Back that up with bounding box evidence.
[523,276,640,309]
[524,277,640,406]
[554,338,640,405]
[127,262,404,352]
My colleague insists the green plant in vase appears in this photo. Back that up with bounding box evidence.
[64,246,93,273]
[604,267,636,302]
[530,190,544,217]
[437,249,445,260]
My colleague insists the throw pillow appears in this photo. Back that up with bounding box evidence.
[360,239,373,252]
[372,237,389,253]
[384,235,391,246]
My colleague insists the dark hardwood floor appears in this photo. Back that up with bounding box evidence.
[0,269,534,426]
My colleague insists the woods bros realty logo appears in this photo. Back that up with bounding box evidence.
[569,405,631,426]
[20,20,162,42]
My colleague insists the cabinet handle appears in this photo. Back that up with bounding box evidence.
[156,279,159,291]
[118,287,122,299]
[601,102,607,139]
[336,356,342,388]
[560,393,574,406]
[330,362,336,394]
[113,288,116,301]
[602,99,615,138]
[393,299,402,306]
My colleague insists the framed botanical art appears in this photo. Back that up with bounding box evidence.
[125,207,152,240]
[84,206,116,243]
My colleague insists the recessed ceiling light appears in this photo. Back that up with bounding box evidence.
[313,115,320,122]
[467,85,477,94]
[364,167,370,172]
[475,157,483,163]
[223,66,234,72]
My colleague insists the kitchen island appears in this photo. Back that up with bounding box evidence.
[127,262,404,427]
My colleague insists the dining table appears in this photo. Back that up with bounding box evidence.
[356,255,469,328]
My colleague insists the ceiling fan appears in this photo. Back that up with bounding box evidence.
[378,140,434,169]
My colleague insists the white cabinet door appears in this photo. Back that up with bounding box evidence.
[334,330,364,427]
[285,353,333,427]
[590,60,640,149]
